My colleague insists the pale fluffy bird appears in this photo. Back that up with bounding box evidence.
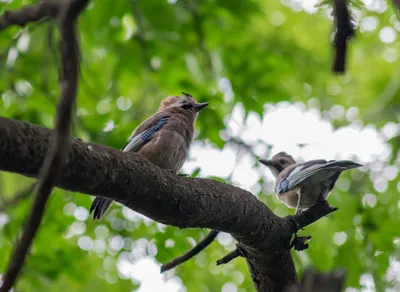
[260,152,362,214]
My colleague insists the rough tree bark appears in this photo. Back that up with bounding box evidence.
[0,117,339,291]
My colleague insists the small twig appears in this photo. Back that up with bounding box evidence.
[161,230,219,272]
[216,243,245,266]
[0,1,60,30]
[0,1,88,291]
[0,183,37,213]
[216,248,241,266]
[332,0,355,73]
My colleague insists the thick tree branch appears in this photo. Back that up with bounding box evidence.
[332,0,355,73]
[0,118,282,245]
[0,1,60,30]
[0,1,88,291]
[0,117,342,291]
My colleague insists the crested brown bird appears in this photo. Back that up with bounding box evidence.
[90,93,208,220]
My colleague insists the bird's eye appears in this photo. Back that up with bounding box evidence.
[279,159,285,165]
[181,103,192,110]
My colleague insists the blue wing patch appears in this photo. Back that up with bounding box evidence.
[277,179,289,194]
[140,117,168,142]
[123,117,168,153]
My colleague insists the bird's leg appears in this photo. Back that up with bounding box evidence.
[293,193,305,236]
[295,193,302,216]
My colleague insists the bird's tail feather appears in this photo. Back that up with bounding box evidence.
[325,160,362,170]
[90,197,113,220]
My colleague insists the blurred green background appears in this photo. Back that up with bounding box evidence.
[0,0,399,291]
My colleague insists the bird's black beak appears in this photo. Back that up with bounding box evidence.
[193,102,209,112]
[259,159,274,167]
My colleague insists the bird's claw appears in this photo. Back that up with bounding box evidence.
[290,235,312,251]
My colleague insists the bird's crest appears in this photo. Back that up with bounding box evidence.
[158,93,195,111]
[181,92,193,98]
[181,92,196,103]
[271,151,296,165]
[273,151,294,160]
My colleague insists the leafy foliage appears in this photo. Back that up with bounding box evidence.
[0,0,399,291]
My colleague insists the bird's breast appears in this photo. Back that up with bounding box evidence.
[138,129,190,173]
[276,189,299,209]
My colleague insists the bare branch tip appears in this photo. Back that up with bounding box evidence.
[216,248,241,266]
[160,265,170,273]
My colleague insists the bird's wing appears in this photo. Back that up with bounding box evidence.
[121,113,170,153]
[276,159,327,194]
[277,159,362,194]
